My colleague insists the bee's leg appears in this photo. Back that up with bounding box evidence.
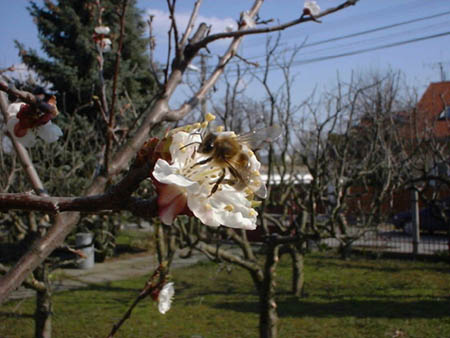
[179,141,201,151]
[209,168,226,196]
[223,160,247,191]
[225,160,245,182]
[193,156,213,167]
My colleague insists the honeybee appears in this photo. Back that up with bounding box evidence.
[194,125,281,198]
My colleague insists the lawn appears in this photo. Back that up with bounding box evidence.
[1,253,450,338]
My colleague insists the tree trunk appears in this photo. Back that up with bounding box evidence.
[289,246,304,297]
[338,241,352,260]
[34,265,52,338]
[259,242,279,338]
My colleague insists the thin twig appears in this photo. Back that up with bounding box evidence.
[0,90,48,195]
[105,0,129,174]
[0,79,58,118]
[166,0,180,54]
[179,0,203,48]
[147,15,162,87]
[106,265,168,338]
[188,0,359,51]
[0,0,361,304]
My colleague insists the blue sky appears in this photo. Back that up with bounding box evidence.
[1,0,450,107]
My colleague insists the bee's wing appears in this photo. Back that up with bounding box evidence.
[226,157,268,198]
[254,182,267,199]
[236,125,282,150]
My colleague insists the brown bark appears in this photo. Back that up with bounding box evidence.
[289,246,304,297]
[259,242,279,338]
[34,265,52,338]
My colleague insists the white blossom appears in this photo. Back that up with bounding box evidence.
[1,135,13,154]
[99,38,112,53]
[36,121,63,143]
[187,64,200,72]
[7,117,37,147]
[225,24,235,32]
[158,282,174,314]
[241,11,256,29]
[1,114,13,154]
[304,1,321,16]
[7,102,23,117]
[152,119,261,229]
[5,102,63,149]
[94,26,111,35]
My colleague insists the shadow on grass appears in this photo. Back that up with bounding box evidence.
[81,283,139,294]
[309,260,403,273]
[348,250,450,268]
[0,311,34,319]
[49,281,141,298]
[213,298,450,319]
[114,244,148,256]
[307,256,450,274]
[172,280,255,302]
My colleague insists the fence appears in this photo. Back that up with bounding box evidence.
[322,224,449,256]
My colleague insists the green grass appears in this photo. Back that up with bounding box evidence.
[114,228,155,256]
[1,253,450,338]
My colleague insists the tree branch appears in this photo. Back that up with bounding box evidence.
[0,78,58,118]
[105,0,129,174]
[0,0,360,304]
[187,0,359,51]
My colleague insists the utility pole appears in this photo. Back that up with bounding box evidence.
[426,61,450,82]
[411,189,421,257]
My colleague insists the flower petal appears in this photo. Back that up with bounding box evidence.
[158,282,174,314]
[94,26,111,35]
[156,183,189,225]
[2,136,13,154]
[242,11,256,28]
[169,131,202,164]
[153,159,197,188]
[188,193,221,228]
[210,187,258,229]
[7,117,36,147]
[187,185,257,229]
[159,193,188,225]
[36,122,63,143]
[7,103,25,118]
[304,1,320,16]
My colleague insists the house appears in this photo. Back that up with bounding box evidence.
[342,82,450,216]
[401,81,450,140]
[392,82,450,213]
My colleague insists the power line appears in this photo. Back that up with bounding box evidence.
[242,10,450,62]
[295,19,450,58]
[186,7,450,78]
[244,0,430,49]
[223,30,450,76]
[302,10,450,49]
[294,31,450,66]
[194,10,450,74]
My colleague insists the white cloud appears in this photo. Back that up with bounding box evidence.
[145,8,237,39]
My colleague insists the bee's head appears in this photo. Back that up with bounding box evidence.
[198,132,217,154]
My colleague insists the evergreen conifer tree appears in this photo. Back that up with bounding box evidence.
[8,0,157,263]
[15,0,156,116]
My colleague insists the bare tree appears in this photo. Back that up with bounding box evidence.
[0,1,360,337]
[159,37,319,338]
[292,71,418,258]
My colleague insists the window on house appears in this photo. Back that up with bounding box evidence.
[438,106,450,120]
